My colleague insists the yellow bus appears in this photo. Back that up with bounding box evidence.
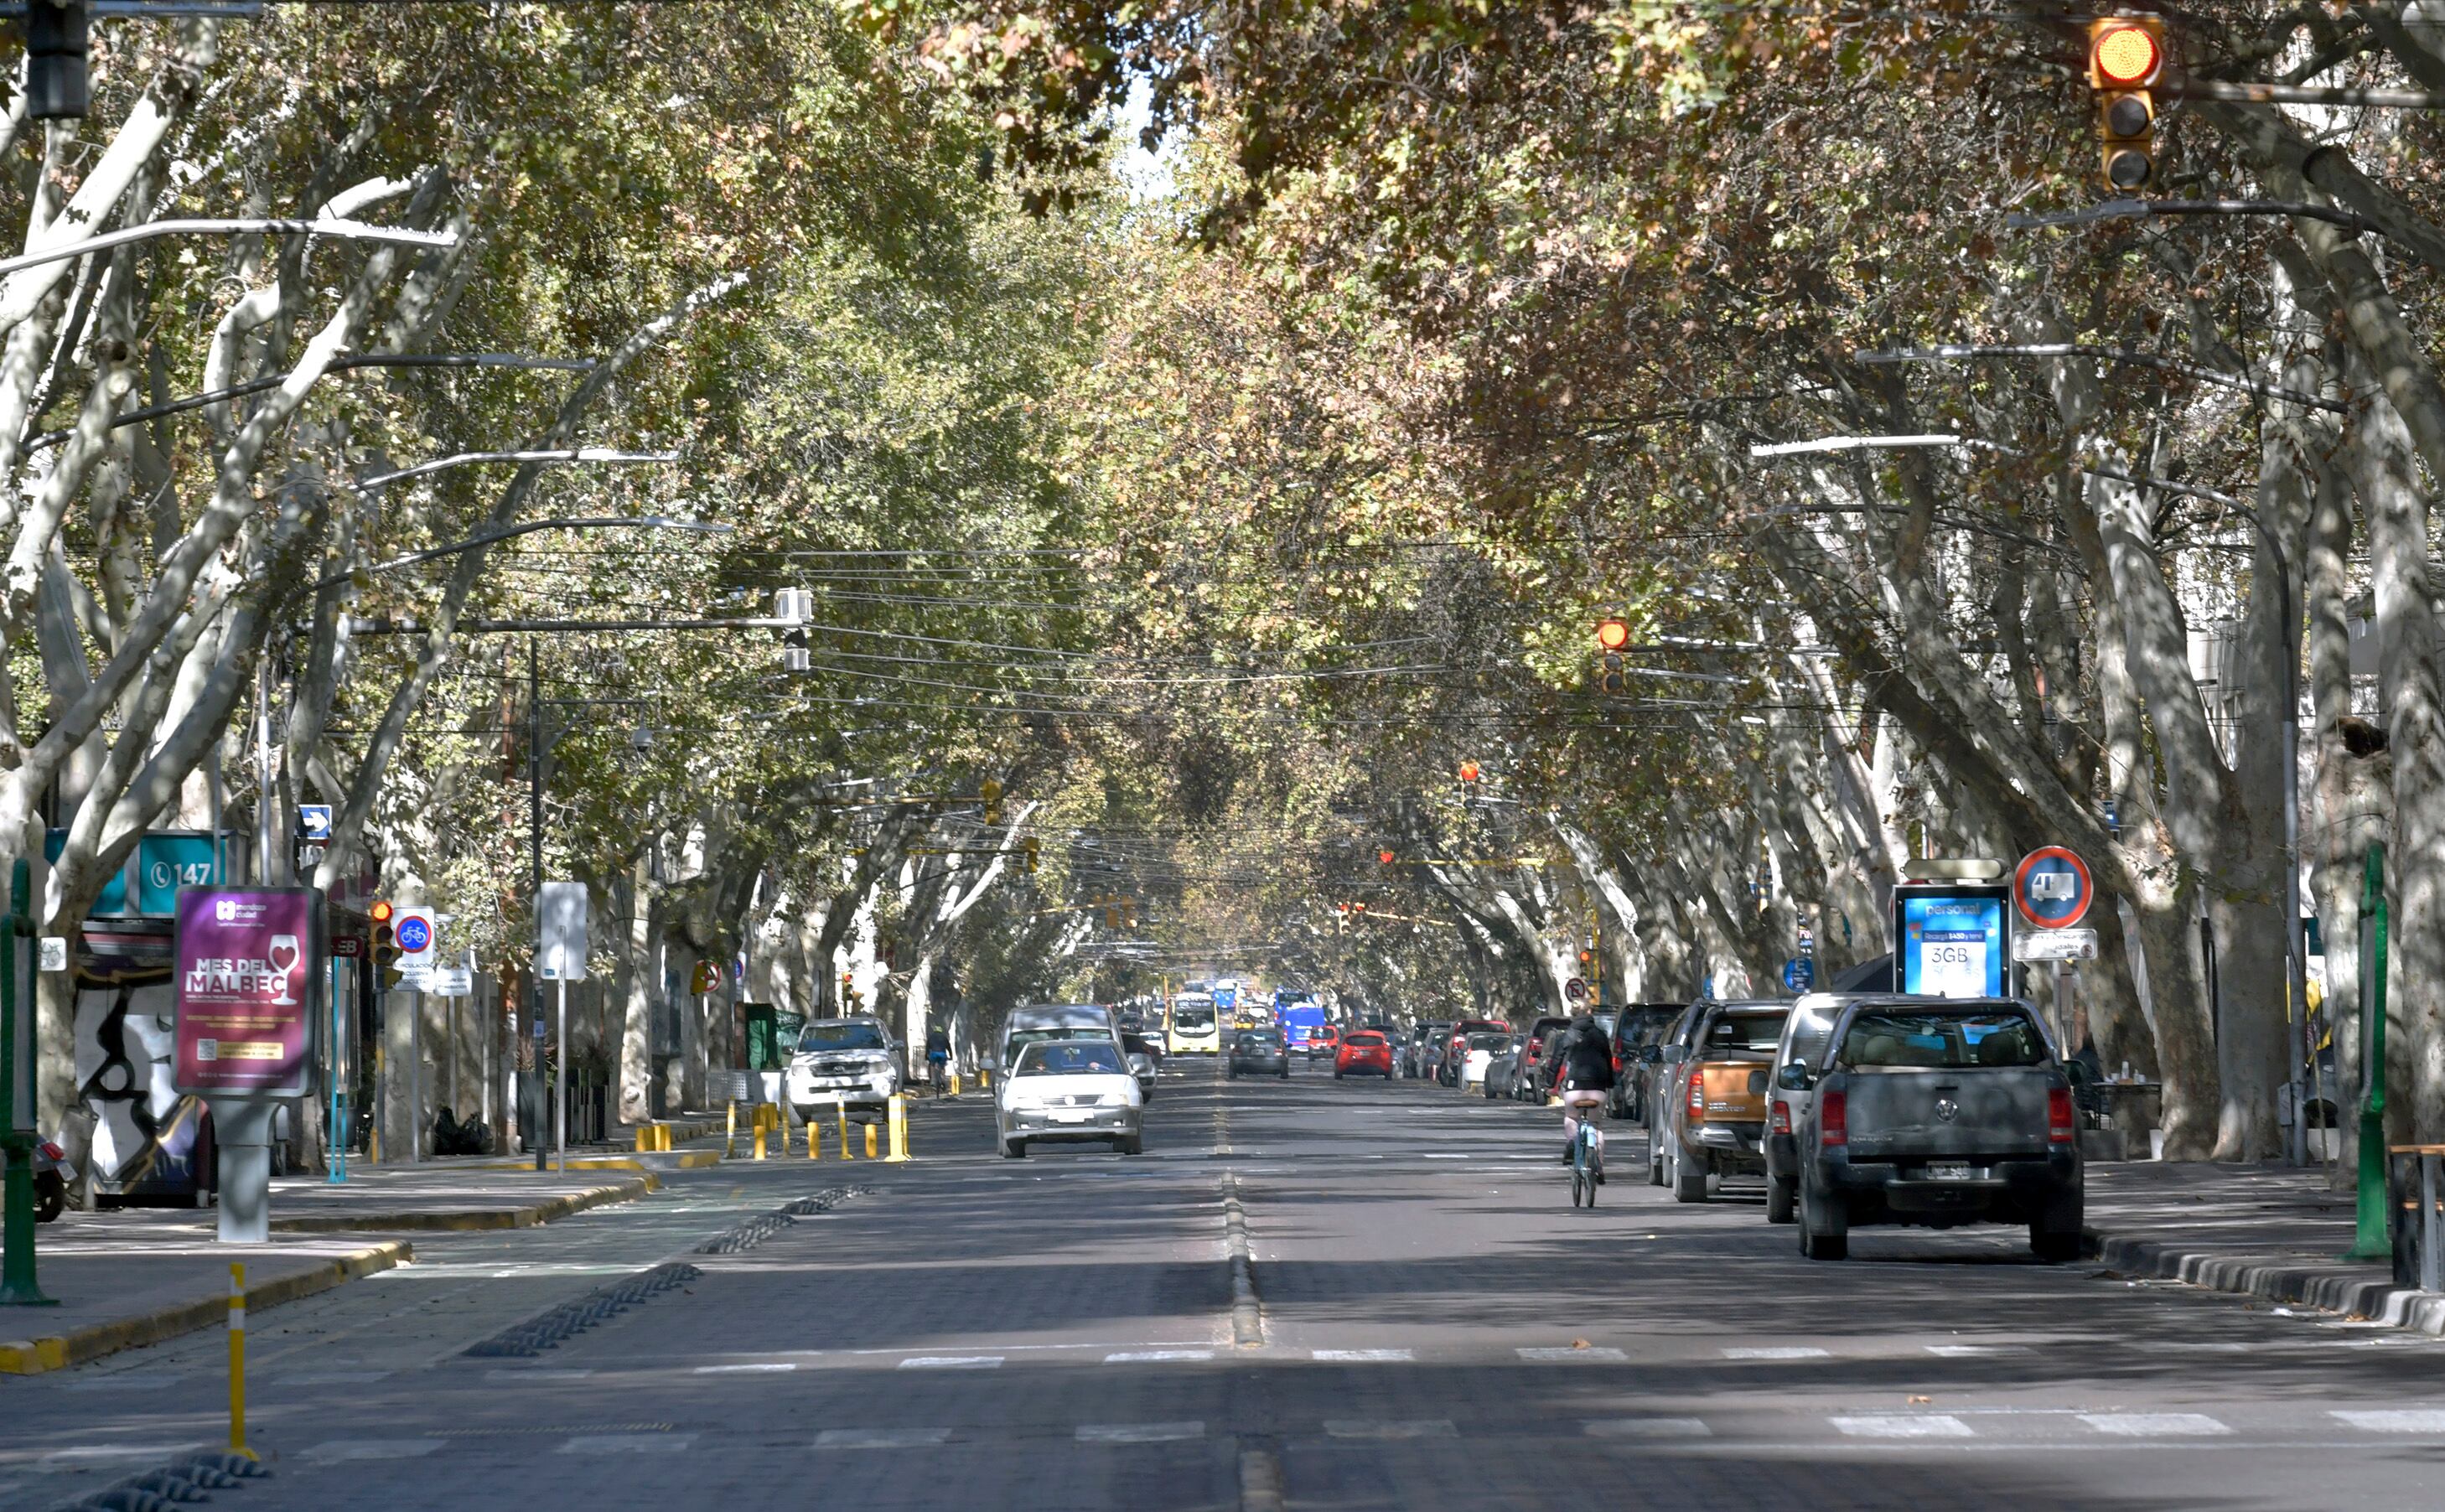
[1168,993,1221,1056]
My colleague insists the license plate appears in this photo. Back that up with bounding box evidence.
[1927,1162,1972,1181]
[1050,1111,1097,1124]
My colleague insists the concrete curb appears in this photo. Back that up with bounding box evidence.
[268,1173,660,1233]
[2088,1228,2445,1334]
[0,1240,411,1376]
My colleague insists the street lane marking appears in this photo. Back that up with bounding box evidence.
[2333,1410,2445,1432]
[2080,1414,2231,1437]
[1422,1153,1470,1160]
[818,1428,953,1449]
[1585,1418,1711,1439]
[897,1356,1003,1370]
[1518,1347,1628,1362]
[486,1368,593,1381]
[1312,1349,1413,1362]
[1078,1421,1206,1442]
[1924,1345,2023,1358]
[1831,1415,1974,1439]
[1724,1347,1830,1359]
[35,1444,203,1472]
[283,1370,395,1385]
[300,1441,442,1463]
[559,1434,692,1455]
[65,1375,190,1392]
[1106,1349,1215,1363]
[1324,1420,1456,1439]
[694,1363,798,1374]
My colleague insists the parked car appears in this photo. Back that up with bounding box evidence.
[1335,1029,1396,1079]
[1308,1024,1343,1061]
[1763,993,1862,1223]
[1460,1032,1512,1089]
[1403,1021,1453,1079]
[997,1038,1145,1157]
[1790,997,2082,1261]
[1507,1015,1568,1100]
[1438,1018,1510,1086]
[1607,1003,1689,1121]
[785,1015,904,1121]
[1483,1041,1522,1099]
[1647,1000,1790,1202]
[1230,1028,1291,1080]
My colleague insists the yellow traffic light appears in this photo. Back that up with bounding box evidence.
[982,779,1003,826]
[2088,17,2166,190]
[1594,618,1630,652]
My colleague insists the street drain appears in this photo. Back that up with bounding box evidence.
[462,1263,703,1358]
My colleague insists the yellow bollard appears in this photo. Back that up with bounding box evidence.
[948,1071,961,1098]
[806,1116,821,1160]
[752,1106,769,1161]
[228,1263,252,1459]
[836,1106,852,1162]
[885,1094,910,1162]
[865,1121,878,1159]
[725,1100,737,1160]
[368,1127,381,1165]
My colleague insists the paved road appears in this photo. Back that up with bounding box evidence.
[7,1061,2445,1509]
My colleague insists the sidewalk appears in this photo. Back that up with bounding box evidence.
[0,1157,676,1375]
[2085,1159,2445,1333]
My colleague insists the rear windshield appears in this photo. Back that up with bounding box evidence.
[1700,1012,1788,1055]
[1017,1042,1125,1076]
[1237,1031,1283,1047]
[800,1022,885,1052]
[1617,1011,1678,1047]
[1840,1011,2048,1069]
[1346,1033,1386,1047]
[1468,1033,1510,1050]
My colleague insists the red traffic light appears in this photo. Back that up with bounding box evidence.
[1378,849,1396,865]
[1594,618,1631,652]
[370,898,393,924]
[1458,760,1481,783]
[2090,21,2162,86]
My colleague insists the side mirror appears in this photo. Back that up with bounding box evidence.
[1660,1045,1687,1066]
[1778,1062,1811,1091]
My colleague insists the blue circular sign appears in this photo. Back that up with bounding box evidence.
[396,916,432,954]
[1783,957,1816,992]
[2013,847,2094,929]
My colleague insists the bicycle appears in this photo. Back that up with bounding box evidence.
[1568,1103,1605,1209]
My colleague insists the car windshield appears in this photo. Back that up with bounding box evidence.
[1238,1032,1282,1048]
[799,1022,884,1052]
[1173,1007,1215,1030]
[1008,1027,1111,1056]
[1700,1012,1789,1056]
[1017,1042,1126,1076]
[1469,1033,1510,1051]
[1840,1011,2049,1069]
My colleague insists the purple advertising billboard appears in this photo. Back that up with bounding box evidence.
[174,888,322,1098]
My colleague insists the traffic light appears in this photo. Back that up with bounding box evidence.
[2088,16,2165,190]
[27,2,90,120]
[1593,618,1632,696]
[1337,903,1349,935]
[1458,760,1480,784]
[1377,848,1396,866]
[1594,618,1630,652]
[371,899,400,985]
[982,779,1003,826]
[1021,835,1040,873]
[774,588,811,671]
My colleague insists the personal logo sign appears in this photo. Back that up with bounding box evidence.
[174,888,321,1098]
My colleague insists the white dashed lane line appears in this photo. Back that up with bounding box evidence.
[558,1433,693,1455]
[1324,1420,1457,1440]
[1585,1418,1711,1439]
[1312,1349,1414,1362]
[1105,1349,1215,1363]
[2333,1410,2445,1432]
[817,1428,955,1449]
[2080,1414,2233,1437]
[897,1355,1003,1370]
[1831,1415,1975,1439]
[1076,1421,1206,1443]
[1517,1346,1628,1362]
[1722,1347,1830,1359]
[300,1441,443,1463]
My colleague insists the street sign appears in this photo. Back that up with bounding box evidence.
[393,906,436,964]
[1563,976,1587,1003]
[2013,847,2095,929]
[38,937,66,973]
[1783,956,1816,992]
[297,805,333,842]
[2013,927,2099,962]
[432,966,474,997]
[691,959,721,995]
[537,882,588,981]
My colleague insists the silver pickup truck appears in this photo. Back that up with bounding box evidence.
[1788,997,2082,1262]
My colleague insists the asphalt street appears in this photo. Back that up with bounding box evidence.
[6,1061,2444,1510]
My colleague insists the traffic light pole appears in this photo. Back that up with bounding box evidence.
[2,861,56,1307]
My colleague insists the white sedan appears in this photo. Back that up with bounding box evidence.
[997,1040,1144,1157]
[1462,1032,1514,1088]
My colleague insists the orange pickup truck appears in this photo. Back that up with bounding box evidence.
[1649,1001,1795,1204]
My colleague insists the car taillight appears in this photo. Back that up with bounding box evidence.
[1612,1054,1623,1074]
[1686,1070,1705,1117]
[1770,1101,1790,1137]
[2049,1085,2076,1144]
[1819,1090,1847,1148]
[39,1140,64,1160]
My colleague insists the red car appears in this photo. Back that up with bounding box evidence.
[1308,1023,1343,1060]
[1334,1029,1396,1079]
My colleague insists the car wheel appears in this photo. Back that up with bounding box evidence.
[1001,1140,1027,1159]
[1799,1183,1848,1261]
[1647,1131,1665,1187]
[1671,1147,1709,1204]
[1117,1134,1144,1156]
[1334,1070,1344,1080]
[1279,1069,1289,1080]
[1765,1177,1796,1225]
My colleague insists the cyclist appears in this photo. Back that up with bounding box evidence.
[925,1024,951,1097]
[1556,1014,1615,1178]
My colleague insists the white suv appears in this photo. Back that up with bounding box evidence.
[786,1016,902,1120]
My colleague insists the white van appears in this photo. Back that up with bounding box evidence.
[1002,1003,1127,1074]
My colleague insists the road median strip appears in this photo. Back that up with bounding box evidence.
[269,1173,661,1233]
[2087,1226,2445,1335]
[0,1241,410,1377]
